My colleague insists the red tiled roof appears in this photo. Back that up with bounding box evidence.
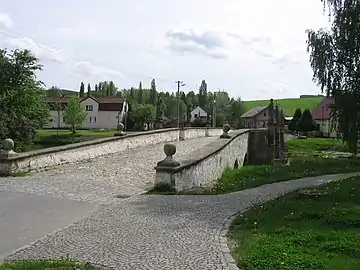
[311,97,333,120]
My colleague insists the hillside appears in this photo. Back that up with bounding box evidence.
[243,97,324,116]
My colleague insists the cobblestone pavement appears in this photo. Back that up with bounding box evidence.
[0,137,217,204]
[6,172,360,270]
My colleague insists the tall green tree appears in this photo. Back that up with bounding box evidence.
[149,78,157,105]
[63,96,87,133]
[95,84,98,92]
[87,83,91,97]
[0,49,49,150]
[79,82,85,98]
[307,0,360,155]
[296,109,317,135]
[288,108,302,131]
[137,81,143,104]
[198,80,207,109]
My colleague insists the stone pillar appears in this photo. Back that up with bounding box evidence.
[267,99,275,163]
[0,138,18,176]
[274,104,280,159]
[220,124,231,138]
[279,109,285,159]
[154,143,180,189]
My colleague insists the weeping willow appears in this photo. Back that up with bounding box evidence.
[307,0,360,155]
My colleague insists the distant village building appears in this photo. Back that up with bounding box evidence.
[44,96,128,129]
[311,97,337,137]
[190,106,208,122]
[240,106,271,128]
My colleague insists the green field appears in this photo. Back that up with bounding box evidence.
[243,97,323,116]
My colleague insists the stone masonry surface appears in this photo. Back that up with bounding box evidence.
[6,172,360,270]
[0,137,218,204]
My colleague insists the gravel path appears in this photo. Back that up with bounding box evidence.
[0,137,218,204]
[6,172,360,270]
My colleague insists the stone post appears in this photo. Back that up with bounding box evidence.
[220,124,231,138]
[156,143,180,167]
[274,104,280,159]
[279,109,285,159]
[267,99,275,163]
[114,123,126,136]
[0,138,18,176]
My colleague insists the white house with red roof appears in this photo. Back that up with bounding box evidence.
[311,97,337,137]
[44,96,128,129]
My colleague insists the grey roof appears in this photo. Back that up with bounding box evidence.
[240,106,268,118]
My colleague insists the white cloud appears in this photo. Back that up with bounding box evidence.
[0,13,12,30]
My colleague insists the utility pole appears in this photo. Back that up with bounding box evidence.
[175,80,185,128]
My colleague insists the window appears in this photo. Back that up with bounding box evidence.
[94,117,96,123]
[89,116,92,123]
[86,105,93,111]
[194,114,198,118]
[264,111,267,117]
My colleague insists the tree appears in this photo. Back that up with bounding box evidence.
[87,83,91,97]
[79,82,85,98]
[63,96,87,133]
[307,0,360,155]
[130,104,155,127]
[0,49,49,150]
[95,84,98,92]
[98,82,102,92]
[46,86,61,97]
[288,108,302,131]
[149,78,157,105]
[296,109,317,135]
[198,80,207,109]
[137,82,143,104]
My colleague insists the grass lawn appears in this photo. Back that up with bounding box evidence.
[243,97,323,117]
[29,129,117,151]
[286,138,348,157]
[229,176,360,270]
[0,259,99,269]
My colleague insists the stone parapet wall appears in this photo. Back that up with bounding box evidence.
[155,129,252,192]
[0,128,221,176]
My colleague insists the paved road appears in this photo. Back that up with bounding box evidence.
[0,137,217,258]
[6,172,360,270]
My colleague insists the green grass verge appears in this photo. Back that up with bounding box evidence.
[286,138,348,156]
[213,156,360,194]
[28,129,117,151]
[0,259,99,269]
[243,97,323,117]
[229,175,360,270]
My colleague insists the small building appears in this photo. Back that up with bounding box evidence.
[240,106,270,128]
[311,97,337,137]
[44,96,128,129]
[190,106,208,122]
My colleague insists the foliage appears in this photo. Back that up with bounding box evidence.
[137,81,143,104]
[296,108,317,133]
[149,78,157,105]
[306,0,360,156]
[243,97,323,117]
[62,96,87,133]
[0,49,49,151]
[288,108,302,131]
[0,258,99,269]
[130,104,155,125]
[79,82,85,98]
[198,79,207,109]
[230,176,360,270]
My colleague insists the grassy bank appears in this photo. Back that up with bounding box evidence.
[286,138,347,156]
[28,129,116,151]
[229,175,360,270]
[0,259,99,270]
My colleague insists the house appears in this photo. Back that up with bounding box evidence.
[311,97,337,137]
[44,96,128,129]
[190,106,208,122]
[240,106,271,128]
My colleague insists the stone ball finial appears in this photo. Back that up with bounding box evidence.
[2,139,14,151]
[157,143,180,167]
[164,143,176,157]
[117,123,124,131]
[220,124,231,138]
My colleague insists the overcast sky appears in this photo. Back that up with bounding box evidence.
[0,0,330,100]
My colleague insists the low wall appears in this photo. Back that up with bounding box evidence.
[0,127,221,176]
[154,129,252,192]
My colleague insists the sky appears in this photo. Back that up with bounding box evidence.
[0,0,330,100]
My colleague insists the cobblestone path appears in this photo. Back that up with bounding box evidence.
[6,172,360,270]
[0,137,218,204]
